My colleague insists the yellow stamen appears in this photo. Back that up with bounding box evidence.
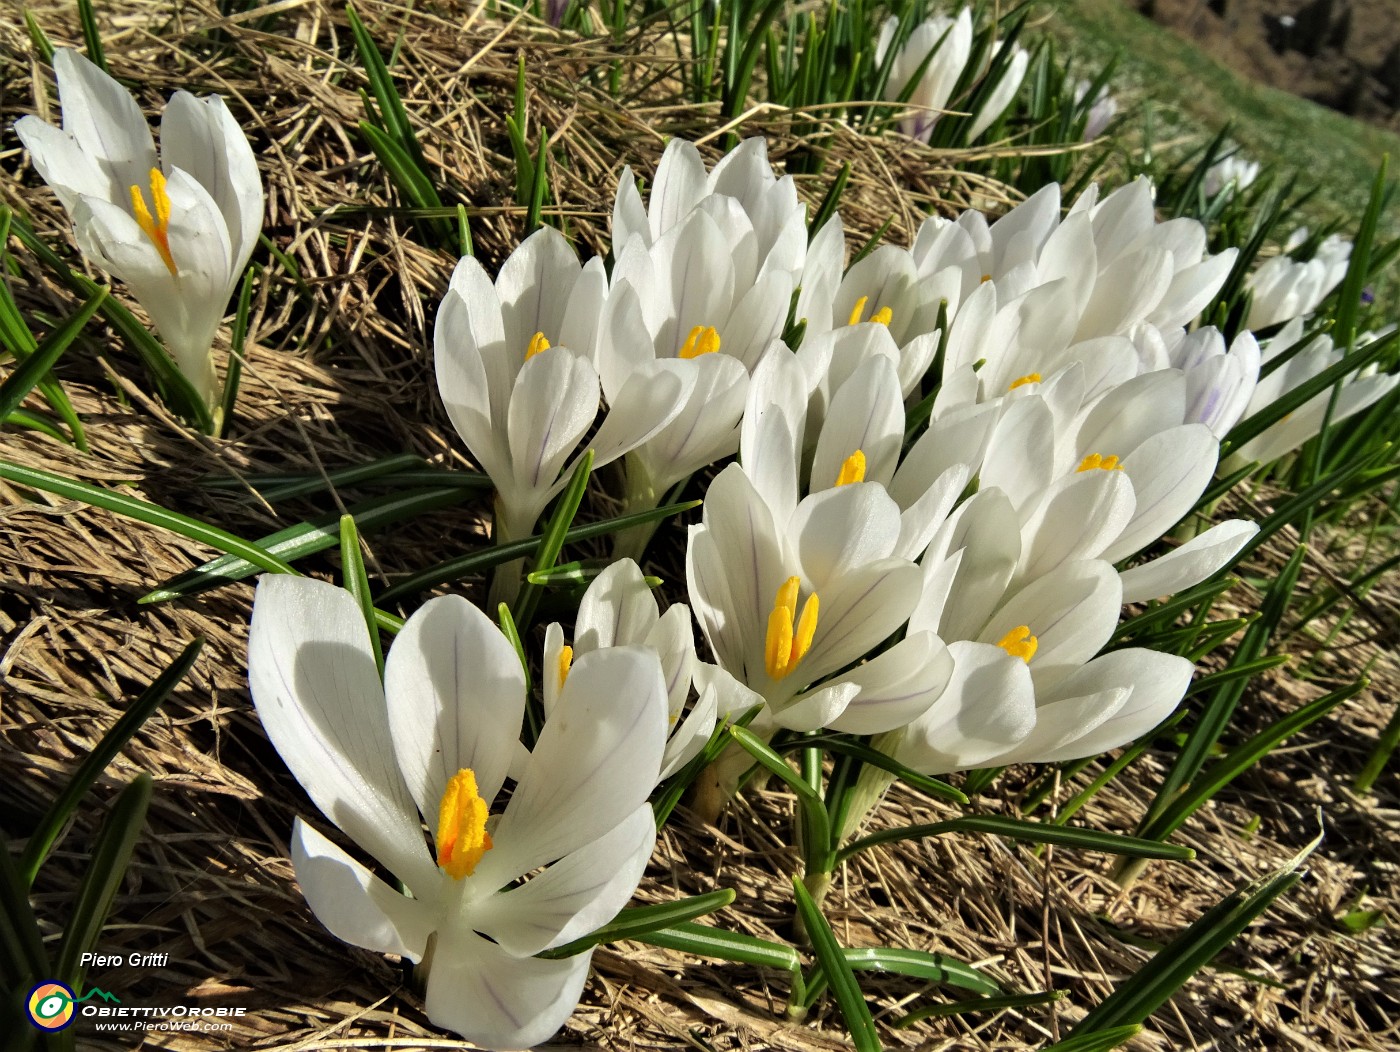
[129,167,177,277]
[979,273,992,284]
[436,768,493,880]
[556,644,573,693]
[525,331,551,359]
[1076,453,1123,473]
[764,576,819,680]
[1008,372,1042,390]
[679,325,721,358]
[846,295,892,327]
[997,625,1038,664]
[835,449,866,487]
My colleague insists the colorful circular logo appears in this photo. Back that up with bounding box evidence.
[27,981,76,1031]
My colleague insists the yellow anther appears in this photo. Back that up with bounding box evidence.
[129,167,177,277]
[835,449,867,487]
[1008,372,1042,390]
[996,625,1038,664]
[979,273,992,284]
[764,576,819,680]
[1076,453,1123,473]
[679,325,721,359]
[556,644,573,693]
[846,295,892,327]
[525,331,551,359]
[436,768,493,880]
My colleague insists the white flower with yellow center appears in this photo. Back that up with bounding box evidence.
[435,227,693,542]
[15,49,263,408]
[247,576,667,1049]
[686,463,938,735]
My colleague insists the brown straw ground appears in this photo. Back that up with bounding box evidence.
[1,1,1398,1048]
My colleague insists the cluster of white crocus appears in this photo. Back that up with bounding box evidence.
[16,49,262,409]
[875,7,1028,144]
[237,134,1399,1045]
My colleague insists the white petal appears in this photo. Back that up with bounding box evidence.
[52,48,157,198]
[772,681,862,732]
[384,595,526,833]
[792,482,904,588]
[474,647,667,886]
[826,632,954,734]
[506,347,598,493]
[247,576,437,893]
[290,818,438,962]
[1119,519,1258,604]
[424,927,593,1049]
[473,805,654,956]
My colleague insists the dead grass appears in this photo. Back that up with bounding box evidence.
[1,1,1398,1049]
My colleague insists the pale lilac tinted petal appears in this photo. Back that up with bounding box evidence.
[826,632,953,734]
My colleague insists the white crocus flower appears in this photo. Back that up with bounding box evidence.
[1161,327,1262,438]
[1075,79,1118,140]
[1246,233,1352,330]
[875,9,974,142]
[434,227,692,543]
[686,463,932,735]
[601,205,791,517]
[967,41,1029,141]
[543,559,716,780]
[15,48,262,408]
[1225,319,1400,468]
[247,576,667,1049]
[1202,150,1260,199]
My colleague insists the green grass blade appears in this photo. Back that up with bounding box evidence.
[339,515,384,676]
[1355,699,1400,793]
[54,774,153,988]
[512,449,592,631]
[524,129,551,235]
[346,4,422,165]
[838,815,1194,867]
[773,735,968,805]
[1073,840,1317,1036]
[4,408,69,442]
[0,460,296,575]
[23,10,56,63]
[844,947,999,996]
[638,920,803,974]
[1332,158,1387,352]
[808,162,851,238]
[253,454,444,503]
[18,638,203,886]
[377,498,702,602]
[1042,1026,1143,1051]
[730,726,832,873]
[0,285,106,422]
[219,264,256,437]
[793,877,881,1052]
[141,485,478,603]
[1138,679,1366,844]
[538,889,736,959]
[76,0,108,71]
[0,829,50,988]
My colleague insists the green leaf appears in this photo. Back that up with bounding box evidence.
[378,498,702,602]
[76,0,108,71]
[1332,158,1387,352]
[774,734,968,806]
[538,889,736,959]
[1338,908,1386,934]
[23,9,56,63]
[346,4,422,165]
[1042,1026,1143,1051]
[0,460,296,574]
[637,920,802,975]
[524,128,551,235]
[513,450,592,631]
[839,815,1194,867]
[218,264,256,438]
[55,774,154,988]
[0,285,107,422]
[1071,840,1317,1036]
[141,485,478,603]
[844,947,999,996]
[19,638,203,886]
[339,515,384,676]
[792,877,881,1052]
[730,726,832,873]
[0,829,49,988]
[1138,679,1366,844]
